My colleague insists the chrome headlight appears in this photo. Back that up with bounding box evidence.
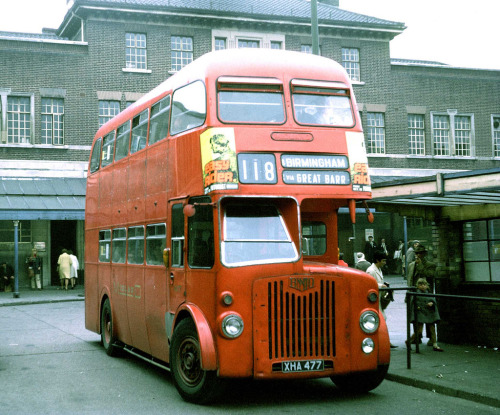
[221,314,244,338]
[359,310,379,334]
[362,338,375,354]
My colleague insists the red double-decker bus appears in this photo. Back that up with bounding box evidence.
[85,49,389,403]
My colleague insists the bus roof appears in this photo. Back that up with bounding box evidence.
[95,49,352,138]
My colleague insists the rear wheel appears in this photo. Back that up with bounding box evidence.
[170,319,222,404]
[101,298,120,357]
[331,364,389,393]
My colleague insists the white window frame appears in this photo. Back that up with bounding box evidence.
[341,48,360,82]
[212,29,284,51]
[171,36,193,72]
[430,110,475,157]
[408,114,425,155]
[124,32,149,72]
[366,112,386,154]
[1,93,34,145]
[41,97,64,145]
[98,100,120,128]
[492,114,500,158]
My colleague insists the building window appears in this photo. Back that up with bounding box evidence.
[463,219,500,282]
[126,33,147,70]
[215,37,226,50]
[238,39,259,48]
[98,100,120,128]
[0,220,31,243]
[408,114,425,155]
[301,44,321,55]
[270,41,282,50]
[366,112,385,154]
[7,96,31,144]
[431,111,474,157]
[171,36,193,72]
[341,48,360,82]
[41,98,64,145]
[493,115,500,157]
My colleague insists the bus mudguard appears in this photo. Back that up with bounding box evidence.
[173,303,218,370]
[377,311,391,365]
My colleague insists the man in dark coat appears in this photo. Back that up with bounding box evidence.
[407,245,437,345]
[364,235,377,264]
[0,261,15,292]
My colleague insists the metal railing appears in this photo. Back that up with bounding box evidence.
[380,286,500,369]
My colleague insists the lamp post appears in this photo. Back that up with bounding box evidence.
[311,0,320,55]
[13,220,20,298]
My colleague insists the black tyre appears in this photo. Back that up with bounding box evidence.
[331,364,389,393]
[170,319,222,404]
[101,298,120,357]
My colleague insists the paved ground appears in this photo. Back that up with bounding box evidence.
[1,277,499,408]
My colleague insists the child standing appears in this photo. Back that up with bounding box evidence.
[406,278,444,352]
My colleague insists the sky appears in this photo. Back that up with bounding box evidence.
[0,0,499,70]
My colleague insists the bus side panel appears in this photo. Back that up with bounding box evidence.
[109,264,133,345]
[174,132,204,197]
[84,229,99,333]
[112,161,129,226]
[144,266,169,362]
[85,174,100,230]
[126,266,151,354]
[127,156,146,221]
[145,143,169,223]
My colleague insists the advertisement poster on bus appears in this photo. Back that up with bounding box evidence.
[200,128,239,194]
[346,131,371,192]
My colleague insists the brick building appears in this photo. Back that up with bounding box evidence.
[0,0,498,343]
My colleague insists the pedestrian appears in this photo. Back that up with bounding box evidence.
[406,278,444,352]
[407,244,437,345]
[407,245,436,290]
[27,248,42,290]
[393,239,404,276]
[405,240,419,266]
[364,235,377,264]
[68,250,79,289]
[0,261,15,292]
[379,238,389,273]
[366,250,397,348]
[355,252,371,271]
[57,249,73,291]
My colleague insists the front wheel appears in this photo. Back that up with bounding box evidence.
[331,364,389,393]
[101,298,120,357]
[170,319,222,404]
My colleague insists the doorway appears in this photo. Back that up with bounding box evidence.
[50,220,77,286]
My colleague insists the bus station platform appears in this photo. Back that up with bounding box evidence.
[1,278,498,408]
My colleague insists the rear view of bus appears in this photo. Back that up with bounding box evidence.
[85,49,389,404]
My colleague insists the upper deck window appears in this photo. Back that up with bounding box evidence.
[217,77,285,124]
[291,79,354,127]
[170,81,206,135]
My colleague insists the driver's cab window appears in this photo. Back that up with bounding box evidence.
[302,221,326,256]
[171,204,185,267]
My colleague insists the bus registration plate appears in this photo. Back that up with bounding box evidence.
[281,360,324,373]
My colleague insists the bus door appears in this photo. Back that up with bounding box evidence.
[167,202,187,322]
[126,226,151,354]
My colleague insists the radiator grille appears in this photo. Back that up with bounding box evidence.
[267,279,335,359]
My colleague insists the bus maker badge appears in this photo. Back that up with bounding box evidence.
[200,128,239,194]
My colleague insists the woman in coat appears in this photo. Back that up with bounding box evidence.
[57,249,73,291]
[406,278,443,352]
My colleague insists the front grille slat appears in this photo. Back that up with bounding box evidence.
[267,278,335,359]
